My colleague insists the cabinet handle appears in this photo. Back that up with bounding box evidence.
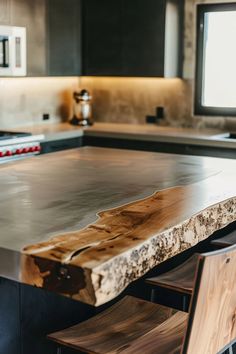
[0,37,9,68]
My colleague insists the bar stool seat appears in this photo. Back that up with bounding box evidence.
[48,295,187,354]
[145,231,236,305]
[211,230,236,248]
[49,245,236,354]
[146,254,199,297]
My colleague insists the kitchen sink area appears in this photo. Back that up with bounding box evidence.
[224,133,236,139]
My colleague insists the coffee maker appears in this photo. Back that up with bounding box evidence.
[70,89,93,126]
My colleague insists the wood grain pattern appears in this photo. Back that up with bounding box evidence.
[120,246,236,354]
[22,169,236,305]
[48,295,186,354]
[183,244,236,354]
[48,245,236,354]
[121,311,187,354]
[146,254,198,295]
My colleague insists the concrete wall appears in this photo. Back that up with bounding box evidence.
[0,77,79,128]
[80,77,192,127]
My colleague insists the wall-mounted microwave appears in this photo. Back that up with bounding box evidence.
[0,26,26,77]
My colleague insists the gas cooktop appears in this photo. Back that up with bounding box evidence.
[0,130,44,163]
[0,131,32,141]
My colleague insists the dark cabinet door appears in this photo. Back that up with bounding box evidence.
[122,0,166,77]
[47,0,82,76]
[82,0,183,77]
[82,0,123,76]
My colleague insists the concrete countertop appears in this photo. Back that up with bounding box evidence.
[20,122,84,142]
[20,122,235,149]
[84,122,232,148]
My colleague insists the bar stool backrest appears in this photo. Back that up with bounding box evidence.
[182,244,236,354]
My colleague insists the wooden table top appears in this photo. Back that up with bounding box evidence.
[0,147,236,306]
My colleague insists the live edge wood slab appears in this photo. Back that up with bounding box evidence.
[0,147,236,306]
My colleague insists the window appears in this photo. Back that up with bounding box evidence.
[195,3,236,116]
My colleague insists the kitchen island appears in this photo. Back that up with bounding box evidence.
[0,147,236,353]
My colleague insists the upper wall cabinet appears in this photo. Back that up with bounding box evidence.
[0,0,82,76]
[82,1,123,76]
[82,0,184,77]
[0,0,183,77]
[46,0,82,76]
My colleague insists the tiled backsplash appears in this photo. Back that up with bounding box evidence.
[0,77,79,128]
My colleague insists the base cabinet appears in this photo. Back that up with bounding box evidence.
[41,137,83,154]
[0,277,93,354]
[83,136,236,159]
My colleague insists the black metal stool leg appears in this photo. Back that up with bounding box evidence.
[182,295,188,312]
[150,288,157,302]
[57,347,62,354]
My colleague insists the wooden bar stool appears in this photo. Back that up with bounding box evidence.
[49,296,187,354]
[146,230,236,311]
[145,254,198,311]
[48,245,236,354]
[145,230,236,312]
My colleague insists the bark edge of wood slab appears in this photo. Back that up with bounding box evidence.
[21,183,236,306]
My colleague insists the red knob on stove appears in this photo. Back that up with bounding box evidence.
[22,147,29,154]
[5,150,12,156]
[0,151,4,158]
[35,145,41,152]
[16,149,23,155]
[29,147,34,153]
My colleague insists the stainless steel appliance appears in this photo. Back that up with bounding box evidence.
[70,89,93,126]
[0,26,26,76]
[0,131,44,164]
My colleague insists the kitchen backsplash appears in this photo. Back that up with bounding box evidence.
[0,77,79,128]
[80,77,192,127]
